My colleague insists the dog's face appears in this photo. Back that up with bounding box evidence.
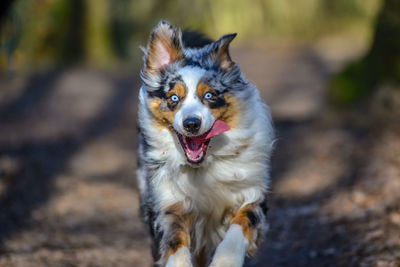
[141,21,248,164]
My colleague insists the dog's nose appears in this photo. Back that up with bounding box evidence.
[183,117,201,134]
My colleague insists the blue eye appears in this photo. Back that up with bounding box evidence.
[204,92,213,100]
[170,94,179,102]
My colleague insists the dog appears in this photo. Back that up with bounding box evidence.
[137,21,274,267]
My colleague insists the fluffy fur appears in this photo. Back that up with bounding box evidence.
[137,21,274,267]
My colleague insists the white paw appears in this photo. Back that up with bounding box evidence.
[166,246,193,267]
[209,224,248,267]
[209,253,243,267]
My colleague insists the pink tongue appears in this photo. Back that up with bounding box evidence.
[204,120,230,139]
[192,120,230,142]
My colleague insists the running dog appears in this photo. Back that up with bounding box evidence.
[137,21,274,267]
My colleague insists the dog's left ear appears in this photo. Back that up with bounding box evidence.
[210,33,237,70]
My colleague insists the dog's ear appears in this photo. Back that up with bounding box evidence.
[210,33,237,70]
[145,21,183,73]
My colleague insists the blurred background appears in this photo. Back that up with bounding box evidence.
[0,0,399,266]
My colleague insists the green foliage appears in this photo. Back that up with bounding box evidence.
[0,0,383,71]
[329,0,400,106]
[329,60,370,106]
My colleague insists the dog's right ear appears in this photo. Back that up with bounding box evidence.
[210,33,237,70]
[144,21,183,73]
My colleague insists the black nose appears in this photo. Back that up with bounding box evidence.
[183,117,201,134]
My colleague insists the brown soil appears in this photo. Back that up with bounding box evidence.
[0,41,399,266]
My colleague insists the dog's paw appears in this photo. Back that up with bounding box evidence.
[209,224,248,267]
[166,246,193,267]
[209,252,243,267]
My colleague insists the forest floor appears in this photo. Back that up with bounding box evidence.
[0,39,399,266]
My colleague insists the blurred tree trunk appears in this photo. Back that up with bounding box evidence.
[329,0,400,106]
[59,0,85,62]
[84,0,114,65]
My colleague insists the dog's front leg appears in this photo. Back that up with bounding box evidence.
[158,204,194,267]
[209,203,265,267]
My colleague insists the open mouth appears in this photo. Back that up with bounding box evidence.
[176,120,230,164]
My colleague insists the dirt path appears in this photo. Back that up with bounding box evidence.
[0,42,399,266]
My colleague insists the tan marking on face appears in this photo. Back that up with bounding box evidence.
[167,82,186,101]
[196,82,240,129]
[216,95,240,129]
[163,203,194,264]
[196,82,215,99]
[149,83,186,130]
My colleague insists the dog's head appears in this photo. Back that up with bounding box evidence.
[141,21,248,164]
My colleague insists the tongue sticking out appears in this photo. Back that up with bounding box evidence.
[178,120,230,163]
[192,120,230,142]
